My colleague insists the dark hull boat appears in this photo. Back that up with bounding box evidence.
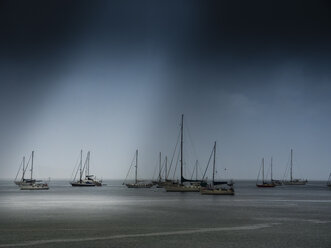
[70,181,96,187]
[70,150,102,187]
[126,183,153,188]
[256,158,275,188]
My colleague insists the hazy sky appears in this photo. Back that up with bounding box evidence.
[1,0,331,180]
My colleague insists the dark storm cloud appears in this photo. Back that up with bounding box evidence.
[1,0,330,60]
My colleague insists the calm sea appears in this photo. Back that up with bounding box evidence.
[0,180,330,247]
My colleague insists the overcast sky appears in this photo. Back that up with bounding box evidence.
[1,0,331,180]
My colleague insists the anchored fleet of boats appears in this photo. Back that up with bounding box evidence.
[13,115,329,191]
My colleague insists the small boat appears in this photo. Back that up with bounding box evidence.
[70,150,102,187]
[164,115,201,192]
[19,151,49,190]
[282,149,307,185]
[256,158,275,188]
[124,150,153,188]
[327,173,331,187]
[200,142,234,195]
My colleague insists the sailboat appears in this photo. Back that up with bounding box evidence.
[124,150,153,188]
[270,157,282,186]
[326,173,331,187]
[164,115,201,192]
[256,158,275,188]
[283,149,307,185]
[19,151,49,190]
[70,150,102,187]
[200,142,234,195]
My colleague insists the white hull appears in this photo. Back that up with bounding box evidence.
[283,179,307,185]
[20,183,49,190]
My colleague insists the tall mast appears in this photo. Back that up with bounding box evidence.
[22,156,26,180]
[159,152,161,181]
[212,142,216,184]
[290,149,293,182]
[135,149,138,184]
[79,150,83,182]
[165,156,168,180]
[86,151,90,176]
[271,157,273,181]
[180,114,184,184]
[31,151,34,180]
[262,158,264,183]
[195,160,198,181]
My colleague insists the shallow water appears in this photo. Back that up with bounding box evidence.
[0,180,330,247]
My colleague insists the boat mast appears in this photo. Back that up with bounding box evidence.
[290,149,293,182]
[271,157,273,181]
[86,151,90,176]
[195,160,198,181]
[159,152,161,182]
[30,151,34,180]
[180,114,184,184]
[262,158,264,183]
[22,156,26,180]
[212,142,216,185]
[135,149,138,184]
[79,150,83,182]
[165,156,168,180]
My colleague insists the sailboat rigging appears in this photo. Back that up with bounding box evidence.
[200,142,234,195]
[283,149,307,185]
[70,150,102,187]
[19,151,49,190]
[270,157,282,186]
[124,149,153,188]
[164,114,202,192]
[256,158,275,188]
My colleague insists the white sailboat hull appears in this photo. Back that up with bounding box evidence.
[283,179,307,185]
[20,183,49,190]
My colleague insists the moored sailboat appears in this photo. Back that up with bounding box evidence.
[256,158,275,188]
[19,151,49,190]
[164,115,201,192]
[200,142,234,195]
[70,150,102,187]
[282,149,307,185]
[124,150,153,188]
